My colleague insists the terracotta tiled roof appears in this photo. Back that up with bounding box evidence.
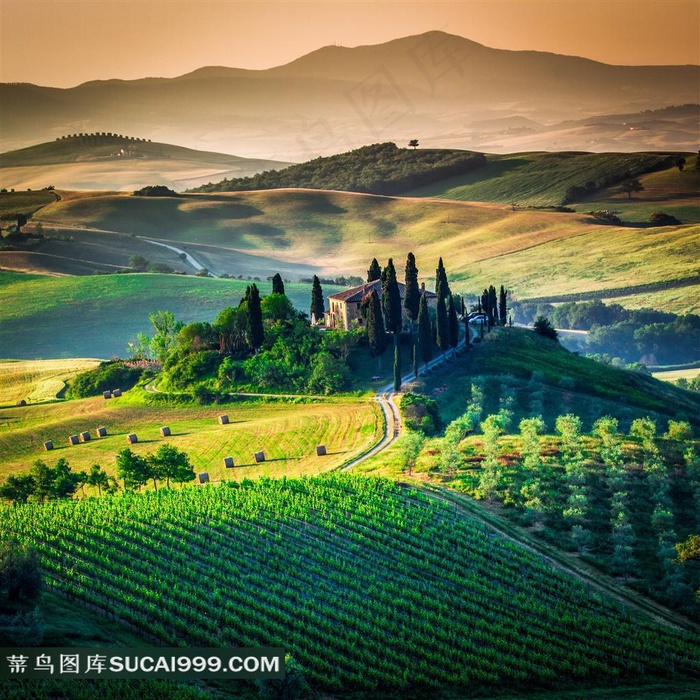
[328,279,437,303]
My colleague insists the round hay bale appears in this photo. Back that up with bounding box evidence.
[316,445,327,456]
[103,390,112,399]
[126,433,138,444]
[218,415,229,425]
[43,440,54,451]
[79,431,91,443]
[112,388,122,397]
[160,426,171,437]
[96,427,107,437]
[254,451,266,463]
[198,472,210,484]
[223,457,234,469]
[68,435,79,446]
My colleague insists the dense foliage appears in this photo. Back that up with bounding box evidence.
[512,300,700,365]
[191,142,487,195]
[400,393,441,435]
[2,474,698,696]
[133,185,179,197]
[66,361,144,399]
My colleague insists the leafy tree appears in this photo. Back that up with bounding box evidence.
[366,289,388,369]
[0,540,41,603]
[128,255,150,272]
[401,430,425,476]
[261,293,295,324]
[310,275,325,324]
[381,259,402,336]
[366,258,381,282]
[246,284,264,351]
[665,420,692,441]
[408,139,419,149]
[148,310,183,362]
[403,252,420,324]
[533,316,558,341]
[621,179,644,199]
[0,475,36,504]
[417,293,433,370]
[214,305,248,354]
[87,464,110,496]
[400,393,441,435]
[177,321,217,351]
[306,351,351,394]
[148,444,195,488]
[271,273,285,295]
[116,448,152,491]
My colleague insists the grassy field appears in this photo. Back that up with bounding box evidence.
[652,367,700,383]
[10,187,697,314]
[405,152,688,208]
[0,358,101,406]
[0,388,382,481]
[0,272,343,359]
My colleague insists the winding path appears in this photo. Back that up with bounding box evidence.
[143,238,218,277]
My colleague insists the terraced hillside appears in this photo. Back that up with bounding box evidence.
[2,475,698,696]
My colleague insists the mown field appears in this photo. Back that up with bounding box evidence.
[0,389,381,481]
[2,474,698,697]
[0,272,343,359]
[0,358,101,406]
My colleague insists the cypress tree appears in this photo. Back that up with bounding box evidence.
[499,285,507,326]
[403,252,420,324]
[271,273,285,295]
[448,294,459,354]
[435,257,450,300]
[436,291,450,359]
[382,258,403,337]
[366,289,388,369]
[417,293,432,370]
[246,284,264,351]
[481,289,489,319]
[488,285,498,326]
[367,258,381,282]
[310,275,325,323]
[393,344,402,392]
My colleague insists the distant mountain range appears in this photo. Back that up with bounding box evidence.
[1,31,698,158]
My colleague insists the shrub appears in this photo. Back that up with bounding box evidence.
[0,540,41,604]
[400,393,441,435]
[649,211,682,226]
[66,361,143,398]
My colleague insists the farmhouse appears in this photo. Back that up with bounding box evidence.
[324,279,437,330]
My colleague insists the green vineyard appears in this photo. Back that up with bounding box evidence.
[2,474,699,695]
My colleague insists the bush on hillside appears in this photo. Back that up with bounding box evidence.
[400,393,441,435]
[649,211,682,226]
[133,185,179,197]
[66,361,143,398]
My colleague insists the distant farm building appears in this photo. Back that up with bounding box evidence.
[324,280,437,331]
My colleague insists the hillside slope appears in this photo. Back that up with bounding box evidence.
[2,474,698,695]
[0,135,287,192]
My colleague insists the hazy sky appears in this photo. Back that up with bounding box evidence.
[1,0,698,88]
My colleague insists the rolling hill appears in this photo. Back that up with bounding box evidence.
[0,134,288,192]
[2,31,697,158]
[2,474,698,696]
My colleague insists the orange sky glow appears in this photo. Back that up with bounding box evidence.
[1,0,699,88]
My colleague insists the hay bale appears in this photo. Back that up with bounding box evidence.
[218,414,229,425]
[254,451,265,463]
[223,456,235,468]
[43,441,54,451]
[68,435,79,445]
[316,445,327,456]
[79,431,91,443]
[96,426,107,437]
[16,399,27,407]
[160,426,171,437]
[126,433,138,444]
[103,390,112,399]
[198,472,210,483]
[112,388,122,397]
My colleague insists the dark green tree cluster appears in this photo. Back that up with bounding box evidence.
[67,361,144,399]
[191,142,487,196]
[116,444,195,491]
[0,540,41,604]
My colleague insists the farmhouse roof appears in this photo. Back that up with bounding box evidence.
[328,279,437,303]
